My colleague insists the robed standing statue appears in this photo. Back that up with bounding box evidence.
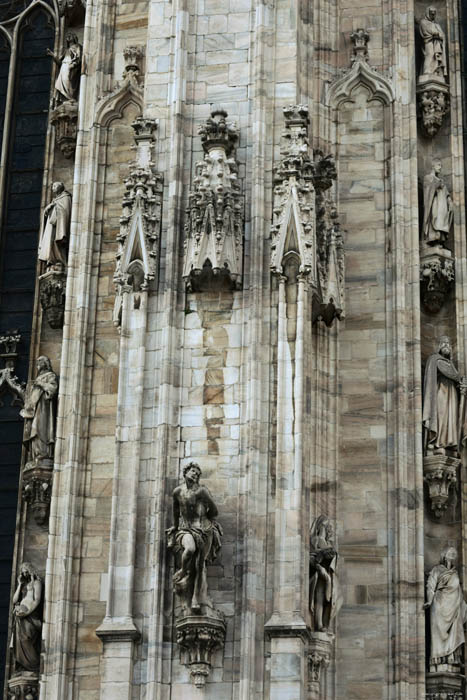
[423,336,467,456]
[309,515,339,632]
[419,6,447,81]
[47,32,82,104]
[38,182,72,270]
[424,546,467,672]
[10,562,42,674]
[422,160,453,248]
[20,356,58,467]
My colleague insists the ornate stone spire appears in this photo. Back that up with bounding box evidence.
[183,109,243,291]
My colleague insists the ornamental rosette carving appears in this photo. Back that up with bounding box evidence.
[183,109,243,291]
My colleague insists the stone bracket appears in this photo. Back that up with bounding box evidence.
[426,671,464,700]
[416,79,450,139]
[95,618,141,643]
[423,454,459,518]
[51,100,78,159]
[420,247,454,314]
[7,672,39,700]
[22,463,53,527]
[175,612,226,688]
[39,269,67,329]
[308,631,333,700]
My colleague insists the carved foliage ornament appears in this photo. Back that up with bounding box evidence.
[270,105,345,325]
[183,109,243,291]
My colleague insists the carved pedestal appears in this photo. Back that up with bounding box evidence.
[39,268,66,329]
[420,246,454,314]
[175,610,226,688]
[424,454,459,518]
[308,631,333,699]
[416,78,450,139]
[426,671,464,700]
[22,462,53,526]
[51,100,78,158]
[7,673,39,700]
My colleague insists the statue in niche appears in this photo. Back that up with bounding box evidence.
[10,563,42,673]
[38,182,72,270]
[167,462,222,614]
[419,6,447,82]
[47,32,82,104]
[422,160,453,249]
[423,336,467,456]
[424,546,467,672]
[20,356,58,467]
[309,515,339,632]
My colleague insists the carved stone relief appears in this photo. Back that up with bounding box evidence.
[183,109,243,291]
[167,462,226,687]
[0,331,25,407]
[420,160,454,313]
[113,117,163,326]
[417,7,450,138]
[8,563,42,700]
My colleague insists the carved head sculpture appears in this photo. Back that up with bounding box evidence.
[310,515,334,549]
[426,6,437,21]
[52,181,65,198]
[66,32,79,46]
[432,158,442,176]
[183,461,202,484]
[437,335,451,358]
[19,562,38,581]
[440,545,457,569]
[36,355,52,374]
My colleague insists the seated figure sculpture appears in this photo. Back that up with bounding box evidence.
[167,462,222,614]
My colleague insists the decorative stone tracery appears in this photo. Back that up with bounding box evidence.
[0,331,25,407]
[183,109,243,291]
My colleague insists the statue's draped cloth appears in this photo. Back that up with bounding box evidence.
[21,371,58,459]
[427,564,467,664]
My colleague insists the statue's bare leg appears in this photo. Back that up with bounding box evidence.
[173,534,196,588]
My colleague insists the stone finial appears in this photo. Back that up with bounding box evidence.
[183,110,243,291]
[350,28,370,63]
[198,108,238,156]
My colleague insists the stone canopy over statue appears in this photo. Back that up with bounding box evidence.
[424,546,467,673]
[167,462,222,613]
[20,356,58,468]
[419,6,447,83]
[38,182,72,270]
[422,160,453,250]
[423,337,467,456]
